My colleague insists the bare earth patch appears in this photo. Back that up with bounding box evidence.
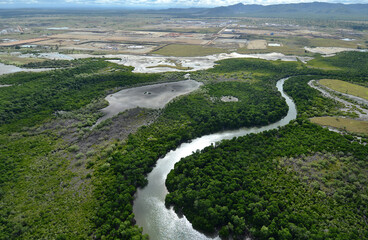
[304,47,367,55]
[247,40,267,49]
[221,96,239,102]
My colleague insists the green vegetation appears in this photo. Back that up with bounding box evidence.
[308,37,360,48]
[0,56,289,239]
[0,58,185,239]
[307,57,342,71]
[21,59,86,69]
[91,53,368,240]
[311,116,368,135]
[165,62,368,239]
[208,58,306,79]
[283,75,346,118]
[166,120,368,240]
[91,79,288,239]
[0,54,45,66]
[319,79,368,100]
[1,51,368,240]
[164,53,368,239]
[318,52,368,74]
[0,131,96,239]
[0,58,165,131]
[308,52,368,76]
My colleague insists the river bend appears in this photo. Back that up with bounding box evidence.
[133,78,297,240]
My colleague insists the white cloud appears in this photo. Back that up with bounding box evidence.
[95,0,368,6]
[1,0,368,7]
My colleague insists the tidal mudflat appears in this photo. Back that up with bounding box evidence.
[0,63,50,76]
[96,80,202,125]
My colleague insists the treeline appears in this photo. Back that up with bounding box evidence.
[90,80,288,239]
[162,81,288,134]
[311,52,368,85]
[22,59,84,69]
[283,75,344,117]
[321,52,368,74]
[164,59,368,239]
[1,51,367,239]
[91,52,368,239]
[21,58,123,69]
[165,120,368,239]
[208,58,307,79]
[0,59,159,132]
[208,53,368,84]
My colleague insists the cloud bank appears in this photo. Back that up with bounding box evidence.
[1,0,368,8]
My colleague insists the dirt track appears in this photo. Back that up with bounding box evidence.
[309,80,368,120]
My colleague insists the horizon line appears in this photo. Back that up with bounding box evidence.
[1,1,367,10]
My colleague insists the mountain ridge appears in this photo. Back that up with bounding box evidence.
[159,2,368,20]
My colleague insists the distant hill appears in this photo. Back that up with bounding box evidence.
[1,2,367,20]
[159,2,368,20]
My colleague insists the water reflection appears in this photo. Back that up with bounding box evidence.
[133,78,296,240]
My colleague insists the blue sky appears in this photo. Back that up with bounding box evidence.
[1,0,367,8]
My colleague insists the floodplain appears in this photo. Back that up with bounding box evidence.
[0,5,368,240]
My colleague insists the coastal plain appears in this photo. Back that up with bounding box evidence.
[0,5,368,240]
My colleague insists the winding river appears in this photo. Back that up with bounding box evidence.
[133,78,297,240]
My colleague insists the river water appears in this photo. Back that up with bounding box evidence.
[133,78,297,240]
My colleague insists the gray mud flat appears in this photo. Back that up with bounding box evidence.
[0,63,51,76]
[96,80,202,125]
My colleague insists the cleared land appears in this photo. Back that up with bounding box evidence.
[70,52,311,73]
[153,44,229,57]
[319,79,368,100]
[311,116,368,135]
[247,40,267,49]
[0,38,48,47]
[304,47,363,55]
[1,11,367,59]
[146,64,193,70]
[0,54,45,65]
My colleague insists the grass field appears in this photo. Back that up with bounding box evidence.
[309,38,362,48]
[237,46,309,56]
[143,27,222,34]
[0,54,45,65]
[152,44,229,57]
[311,116,368,135]
[319,79,368,100]
[306,58,341,70]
